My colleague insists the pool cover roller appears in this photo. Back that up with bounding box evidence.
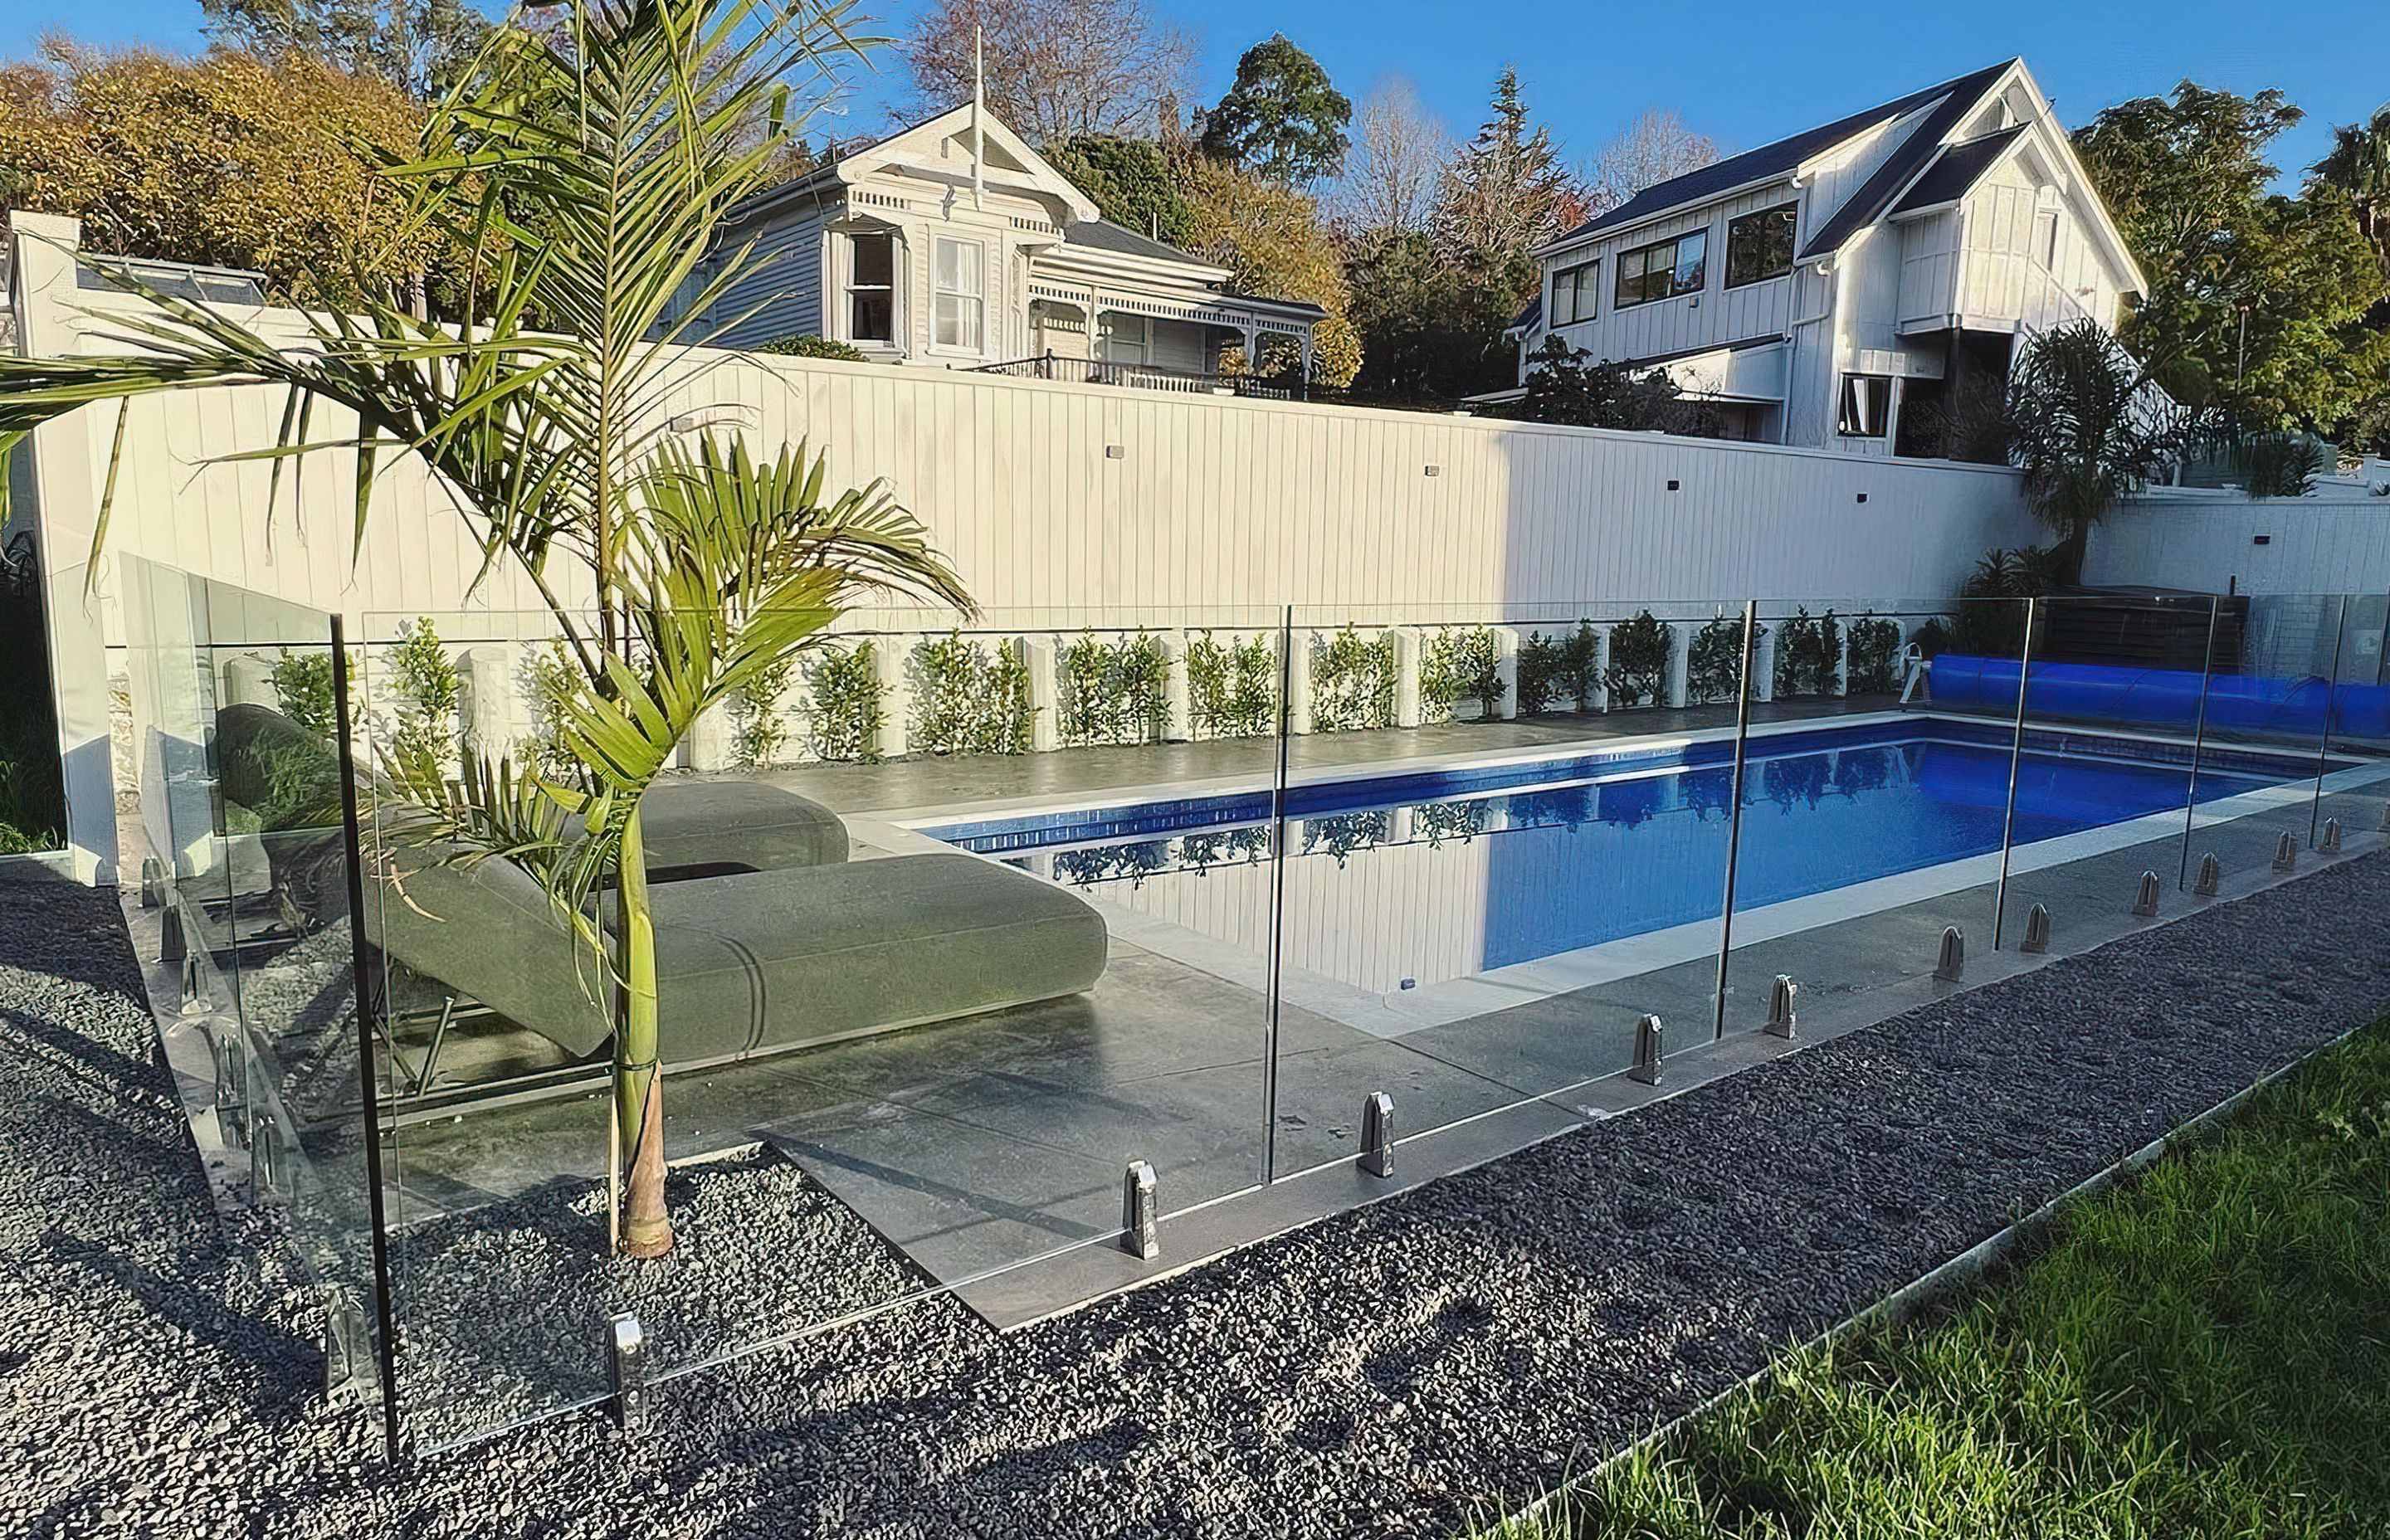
[1926,655,2390,738]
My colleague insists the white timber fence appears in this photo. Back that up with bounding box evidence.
[7,214,2037,880]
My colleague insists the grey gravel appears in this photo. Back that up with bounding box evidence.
[5,856,2389,1539]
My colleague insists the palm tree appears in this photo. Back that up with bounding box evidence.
[0,0,971,1257]
[2313,105,2390,285]
[2002,320,2184,584]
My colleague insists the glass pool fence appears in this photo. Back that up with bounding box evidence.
[114,565,2390,1454]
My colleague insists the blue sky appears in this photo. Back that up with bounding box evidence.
[7,0,2384,185]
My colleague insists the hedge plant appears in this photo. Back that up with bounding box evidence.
[802,641,882,762]
[1311,627,1396,733]
[724,655,795,767]
[911,631,1034,756]
[268,648,353,738]
[1421,626,1505,723]
[1846,616,1903,694]
[1685,616,1752,704]
[380,618,461,769]
[1773,607,1843,699]
[1059,629,1170,747]
[1187,631,1279,739]
[1604,612,1671,708]
[1517,621,1599,714]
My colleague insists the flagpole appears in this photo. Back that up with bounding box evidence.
[972,23,985,211]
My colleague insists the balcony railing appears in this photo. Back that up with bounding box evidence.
[973,352,1300,401]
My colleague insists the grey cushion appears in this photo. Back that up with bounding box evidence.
[366,849,1109,1065]
[636,778,850,878]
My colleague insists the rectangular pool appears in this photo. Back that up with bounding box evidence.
[915,718,2322,996]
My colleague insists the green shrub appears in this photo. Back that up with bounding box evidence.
[380,618,461,768]
[1516,621,1599,714]
[1421,626,1505,723]
[802,641,882,763]
[515,638,584,779]
[1604,612,1671,708]
[1187,631,1279,739]
[910,631,1034,756]
[1773,607,1842,699]
[1846,616,1903,694]
[1059,629,1171,746]
[267,648,353,738]
[759,334,866,361]
[1685,616,1751,704]
[1311,627,1396,733]
[725,655,794,767]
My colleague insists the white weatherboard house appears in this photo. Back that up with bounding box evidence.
[1511,58,2146,456]
[684,104,1325,390]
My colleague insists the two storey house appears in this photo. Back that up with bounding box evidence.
[1509,59,2147,456]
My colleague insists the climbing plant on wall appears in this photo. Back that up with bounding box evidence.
[1421,626,1505,723]
[1187,631,1280,739]
[802,641,882,762]
[911,631,1035,755]
[1058,629,1172,747]
[1773,608,1843,699]
[725,655,795,767]
[1516,621,1599,714]
[1685,616,1753,705]
[1846,616,1902,695]
[1603,612,1671,708]
[1312,627,1397,733]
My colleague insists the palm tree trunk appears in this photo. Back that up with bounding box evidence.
[614,805,674,1257]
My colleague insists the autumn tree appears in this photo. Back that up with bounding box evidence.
[1584,108,1718,217]
[906,0,1195,144]
[1174,149,1359,386]
[1333,76,1449,239]
[1197,34,1350,184]
[0,39,439,309]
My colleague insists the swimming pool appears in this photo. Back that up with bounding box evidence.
[916,718,2323,996]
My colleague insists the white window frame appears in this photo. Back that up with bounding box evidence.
[845,229,898,346]
[933,236,985,353]
[1099,312,1150,365]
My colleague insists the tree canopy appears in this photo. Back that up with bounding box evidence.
[906,0,1195,144]
[0,39,439,309]
[199,0,483,99]
[1197,34,1349,183]
[1175,149,1360,385]
[1044,133,1195,246]
[2075,81,2387,436]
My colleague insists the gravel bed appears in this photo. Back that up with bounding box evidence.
[5,856,2389,1538]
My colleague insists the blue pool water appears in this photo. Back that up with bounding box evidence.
[919,719,2314,992]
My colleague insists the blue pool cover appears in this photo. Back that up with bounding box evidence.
[1927,655,2390,738]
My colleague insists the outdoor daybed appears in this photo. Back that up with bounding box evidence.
[215,703,1111,1071]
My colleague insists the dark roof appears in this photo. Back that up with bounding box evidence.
[1890,125,2028,215]
[1797,70,2014,259]
[1062,219,1212,267]
[1510,293,1544,332]
[1550,59,2017,249]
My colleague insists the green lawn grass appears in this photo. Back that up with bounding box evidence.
[1497,1021,2390,1539]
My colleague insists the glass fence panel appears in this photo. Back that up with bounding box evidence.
[351,604,1284,1436]
[1261,601,1749,1177]
[2314,594,2390,847]
[118,557,388,1436]
[355,612,616,1449]
[1988,592,2217,950]
[1719,598,2020,1036]
[2184,593,2345,886]
[0,539,66,855]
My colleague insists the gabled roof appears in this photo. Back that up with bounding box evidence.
[1794,70,2017,260]
[723,103,1100,227]
[1544,59,2017,252]
[1890,126,2029,216]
